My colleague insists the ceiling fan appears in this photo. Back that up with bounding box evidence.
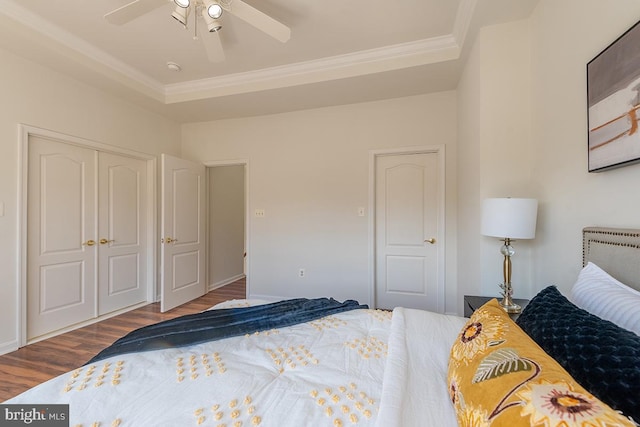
[104,0,291,63]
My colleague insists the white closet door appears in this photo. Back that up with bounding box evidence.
[97,152,147,315]
[160,154,206,312]
[27,137,97,340]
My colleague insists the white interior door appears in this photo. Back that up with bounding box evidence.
[27,137,97,340]
[161,154,206,312]
[97,152,147,315]
[375,151,443,311]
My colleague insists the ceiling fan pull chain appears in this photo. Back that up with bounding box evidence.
[193,5,198,40]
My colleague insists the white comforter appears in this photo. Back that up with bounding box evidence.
[376,308,467,427]
[6,304,465,427]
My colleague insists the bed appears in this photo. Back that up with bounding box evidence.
[4,227,640,427]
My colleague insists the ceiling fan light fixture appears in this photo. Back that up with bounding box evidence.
[171,4,190,26]
[207,18,222,32]
[207,4,223,19]
[174,0,190,8]
[202,0,223,19]
[201,7,222,32]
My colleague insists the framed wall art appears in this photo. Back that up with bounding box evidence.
[587,19,640,172]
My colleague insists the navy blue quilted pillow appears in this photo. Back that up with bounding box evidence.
[516,286,640,423]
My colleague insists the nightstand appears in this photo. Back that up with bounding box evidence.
[464,295,530,321]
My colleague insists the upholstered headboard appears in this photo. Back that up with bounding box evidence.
[583,227,640,291]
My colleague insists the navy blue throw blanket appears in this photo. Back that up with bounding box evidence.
[87,298,367,364]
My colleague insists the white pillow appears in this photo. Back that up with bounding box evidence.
[570,262,640,336]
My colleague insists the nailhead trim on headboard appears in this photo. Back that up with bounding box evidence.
[582,227,640,291]
[583,228,640,266]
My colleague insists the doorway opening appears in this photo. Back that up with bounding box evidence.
[206,162,248,294]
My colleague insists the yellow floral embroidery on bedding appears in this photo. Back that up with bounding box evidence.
[344,336,388,359]
[63,361,125,392]
[73,419,121,427]
[266,345,318,372]
[310,382,376,426]
[194,396,261,426]
[244,329,279,338]
[176,352,227,382]
[447,299,635,427]
[310,315,348,331]
[366,309,392,322]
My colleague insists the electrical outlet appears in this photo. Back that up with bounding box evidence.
[298,268,305,278]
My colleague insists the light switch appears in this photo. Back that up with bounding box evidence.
[357,207,365,217]
[0,202,4,217]
[255,209,265,217]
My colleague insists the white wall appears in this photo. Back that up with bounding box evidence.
[529,0,640,290]
[457,19,535,308]
[457,0,640,303]
[0,47,181,353]
[209,165,245,287]
[182,93,459,311]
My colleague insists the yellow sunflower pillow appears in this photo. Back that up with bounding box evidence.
[447,298,635,427]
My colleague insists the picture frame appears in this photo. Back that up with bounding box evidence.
[587,19,640,172]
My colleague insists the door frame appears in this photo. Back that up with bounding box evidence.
[368,145,445,310]
[17,124,157,346]
[203,159,250,299]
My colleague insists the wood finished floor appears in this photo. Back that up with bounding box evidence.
[0,278,246,402]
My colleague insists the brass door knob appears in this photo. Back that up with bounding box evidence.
[82,240,96,246]
[99,238,115,245]
[425,238,436,244]
[162,237,178,244]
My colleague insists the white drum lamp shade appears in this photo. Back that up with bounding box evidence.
[481,198,538,240]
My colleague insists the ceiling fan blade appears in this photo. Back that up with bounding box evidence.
[198,26,226,63]
[105,0,167,25]
[225,0,290,43]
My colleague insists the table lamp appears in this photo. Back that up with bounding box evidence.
[481,198,538,313]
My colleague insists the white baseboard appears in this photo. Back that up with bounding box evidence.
[0,339,19,356]
[208,274,245,292]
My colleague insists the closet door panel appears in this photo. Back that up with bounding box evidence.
[27,137,97,340]
[98,152,147,315]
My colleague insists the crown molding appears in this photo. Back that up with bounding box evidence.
[165,0,478,102]
[0,1,165,97]
[1,0,476,105]
[164,36,461,102]
[453,0,478,47]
